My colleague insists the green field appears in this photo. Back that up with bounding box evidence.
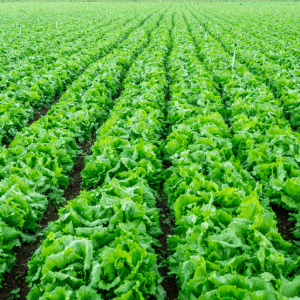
[1,2,300,299]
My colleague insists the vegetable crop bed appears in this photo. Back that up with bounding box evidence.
[1,2,300,300]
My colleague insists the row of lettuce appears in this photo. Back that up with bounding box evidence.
[0,3,131,69]
[0,8,79,69]
[199,3,300,63]
[196,6,300,132]
[25,11,173,300]
[162,12,300,299]
[0,10,161,288]
[184,7,300,239]
[0,12,117,74]
[208,6,300,66]
[0,9,137,145]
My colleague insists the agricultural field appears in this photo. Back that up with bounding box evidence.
[1,1,300,299]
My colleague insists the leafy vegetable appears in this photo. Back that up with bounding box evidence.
[0,10,161,287]
[164,12,300,299]
[26,10,172,299]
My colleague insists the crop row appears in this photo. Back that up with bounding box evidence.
[163,11,300,299]
[25,11,173,300]
[195,8,300,132]
[200,4,300,62]
[0,12,124,76]
[0,10,160,288]
[0,11,81,68]
[0,3,127,68]
[0,11,140,145]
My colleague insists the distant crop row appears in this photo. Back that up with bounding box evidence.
[0,7,140,144]
[198,6,300,133]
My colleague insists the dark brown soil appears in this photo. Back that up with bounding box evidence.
[164,90,170,133]
[155,198,178,300]
[60,134,96,203]
[0,135,96,300]
[112,84,124,102]
[154,78,178,299]
[27,94,60,126]
[270,203,298,242]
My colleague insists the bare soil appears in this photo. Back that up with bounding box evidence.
[27,94,60,126]
[155,200,178,300]
[270,202,298,242]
